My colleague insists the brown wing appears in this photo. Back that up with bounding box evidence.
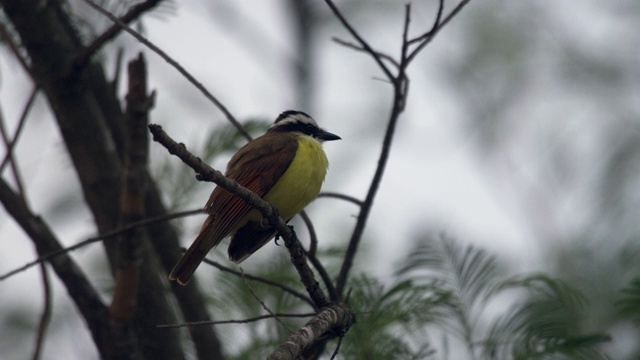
[169,132,297,285]
[204,132,298,236]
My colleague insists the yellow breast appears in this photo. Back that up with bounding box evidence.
[262,135,328,220]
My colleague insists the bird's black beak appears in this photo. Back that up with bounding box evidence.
[316,129,341,141]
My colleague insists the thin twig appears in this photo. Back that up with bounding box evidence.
[331,0,411,297]
[407,0,445,45]
[324,0,394,82]
[331,0,472,299]
[330,336,344,360]
[406,0,467,65]
[302,247,338,302]
[70,0,164,73]
[82,0,251,141]
[0,21,33,78]
[0,178,113,352]
[317,192,363,207]
[331,37,400,69]
[203,258,314,308]
[240,268,295,334]
[297,208,339,302]
[0,208,203,281]
[299,210,319,256]
[0,86,38,175]
[157,312,315,329]
[31,264,51,360]
[0,104,26,197]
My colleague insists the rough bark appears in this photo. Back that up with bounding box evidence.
[1,1,225,358]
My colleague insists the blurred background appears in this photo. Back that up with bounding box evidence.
[1,0,638,358]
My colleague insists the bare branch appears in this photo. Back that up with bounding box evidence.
[0,21,33,78]
[0,177,141,358]
[0,86,38,175]
[157,312,315,329]
[406,0,469,65]
[109,53,153,323]
[70,0,164,73]
[148,124,330,308]
[333,0,474,299]
[267,303,355,360]
[324,0,395,81]
[330,336,344,360]
[0,208,202,281]
[241,268,296,333]
[317,192,363,207]
[296,211,338,299]
[299,210,319,256]
[0,104,27,197]
[203,258,315,308]
[31,264,51,360]
[82,0,251,141]
[302,247,338,302]
[331,37,400,69]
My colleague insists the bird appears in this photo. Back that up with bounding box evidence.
[169,110,341,285]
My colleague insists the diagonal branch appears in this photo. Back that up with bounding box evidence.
[204,258,315,308]
[0,208,203,281]
[148,124,330,309]
[406,0,468,65]
[31,262,51,360]
[0,178,141,358]
[0,104,27,197]
[82,0,251,141]
[267,303,355,360]
[70,0,164,73]
[331,0,472,298]
[324,0,394,82]
[0,86,38,175]
[157,312,316,329]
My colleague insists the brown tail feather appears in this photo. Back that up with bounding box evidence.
[169,243,209,285]
[169,215,222,285]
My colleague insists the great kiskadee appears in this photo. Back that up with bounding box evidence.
[169,110,341,285]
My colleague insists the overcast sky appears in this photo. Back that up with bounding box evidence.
[1,0,638,358]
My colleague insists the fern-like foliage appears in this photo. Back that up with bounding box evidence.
[484,275,610,360]
[394,234,609,360]
[617,277,640,324]
[396,234,500,359]
[340,275,443,359]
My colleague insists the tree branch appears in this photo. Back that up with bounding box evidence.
[267,303,355,360]
[0,208,203,281]
[109,53,153,323]
[70,0,164,73]
[331,0,471,299]
[203,258,315,308]
[157,312,316,329]
[0,178,142,359]
[317,191,363,207]
[31,263,51,360]
[83,0,251,141]
[0,86,37,175]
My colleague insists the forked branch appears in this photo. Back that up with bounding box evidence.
[325,0,472,298]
